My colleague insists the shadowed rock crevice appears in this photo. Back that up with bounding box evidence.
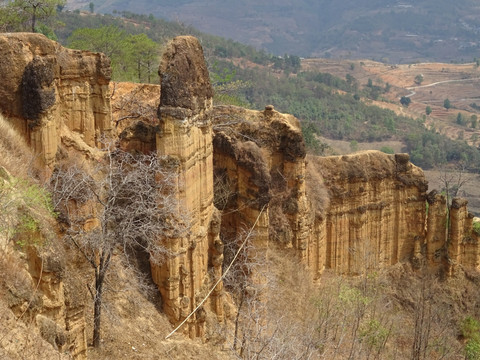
[21,57,56,123]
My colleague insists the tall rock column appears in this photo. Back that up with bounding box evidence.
[425,192,448,269]
[152,36,216,337]
[447,198,480,273]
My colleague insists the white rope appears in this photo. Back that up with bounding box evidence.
[165,204,267,340]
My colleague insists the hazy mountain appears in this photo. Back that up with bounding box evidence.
[66,0,480,63]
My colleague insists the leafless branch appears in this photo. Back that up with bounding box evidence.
[50,141,188,347]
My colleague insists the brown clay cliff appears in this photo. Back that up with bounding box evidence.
[0,32,111,167]
[1,33,480,358]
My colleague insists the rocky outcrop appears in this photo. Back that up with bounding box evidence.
[212,107,429,276]
[0,240,87,359]
[0,33,111,166]
[212,105,307,260]
[111,82,160,153]
[447,198,480,272]
[26,247,88,358]
[212,109,480,278]
[307,152,428,275]
[151,36,221,337]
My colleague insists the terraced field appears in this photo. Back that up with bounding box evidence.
[304,59,480,147]
[304,59,480,214]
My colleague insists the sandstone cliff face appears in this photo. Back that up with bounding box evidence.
[0,233,87,359]
[0,33,112,358]
[307,152,428,275]
[0,33,111,166]
[212,109,480,278]
[26,247,88,358]
[447,198,480,272]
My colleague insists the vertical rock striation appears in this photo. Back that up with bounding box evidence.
[0,33,111,166]
[212,105,307,260]
[448,198,480,272]
[211,107,480,277]
[27,247,88,358]
[308,152,428,275]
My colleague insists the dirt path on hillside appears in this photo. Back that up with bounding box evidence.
[406,78,480,98]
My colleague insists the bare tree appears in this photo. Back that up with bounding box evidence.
[438,165,474,253]
[111,83,158,128]
[50,143,187,347]
[439,165,472,207]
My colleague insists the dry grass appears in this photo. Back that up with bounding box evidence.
[0,301,69,360]
[0,251,35,309]
[0,114,35,178]
[305,263,474,359]
[83,254,234,360]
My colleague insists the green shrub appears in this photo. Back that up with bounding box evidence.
[473,222,480,236]
[1,176,55,248]
[461,316,480,339]
[461,316,480,359]
[466,339,480,360]
[380,146,394,154]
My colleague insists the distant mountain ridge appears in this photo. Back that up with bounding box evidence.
[65,0,480,63]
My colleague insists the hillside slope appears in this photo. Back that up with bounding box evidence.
[65,0,480,62]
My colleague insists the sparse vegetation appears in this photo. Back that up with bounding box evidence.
[50,143,187,347]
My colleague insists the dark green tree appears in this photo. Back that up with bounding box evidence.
[471,115,478,129]
[425,106,432,115]
[68,25,127,62]
[69,27,160,82]
[444,98,451,110]
[126,33,159,83]
[414,74,424,85]
[400,96,411,107]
